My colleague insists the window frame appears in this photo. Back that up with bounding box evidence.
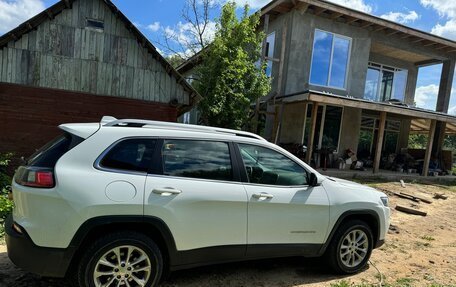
[233,142,311,188]
[94,137,158,176]
[154,138,242,183]
[309,29,352,91]
[265,31,276,77]
[364,62,408,102]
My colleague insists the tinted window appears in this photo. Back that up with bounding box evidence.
[28,133,83,168]
[100,139,156,173]
[238,144,308,186]
[162,140,232,181]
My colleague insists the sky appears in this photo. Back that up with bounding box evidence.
[0,0,455,114]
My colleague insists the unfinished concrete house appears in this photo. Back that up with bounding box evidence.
[180,0,456,176]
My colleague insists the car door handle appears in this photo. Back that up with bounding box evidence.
[252,193,274,199]
[152,188,182,195]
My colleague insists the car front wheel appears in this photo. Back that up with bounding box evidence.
[77,231,163,287]
[327,220,373,274]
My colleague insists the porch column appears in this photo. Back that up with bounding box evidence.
[373,111,386,174]
[305,102,319,164]
[432,59,455,156]
[423,119,437,177]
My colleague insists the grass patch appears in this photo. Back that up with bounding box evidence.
[329,278,453,287]
[421,235,436,241]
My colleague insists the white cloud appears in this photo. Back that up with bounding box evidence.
[0,0,45,34]
[430,19,456,40]
[380,11,420,24]
[420,0,456,39]
[420,0,456,18]
[147,21,161,32]
[415,84,456,112]
[165,20,216,48]
[414,84,439,110]
[449,105,456,116]
[231,0,270,9]
[327,0,372,13]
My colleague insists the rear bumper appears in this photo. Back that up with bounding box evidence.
[5,214,74,278]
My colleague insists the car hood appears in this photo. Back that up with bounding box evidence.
[324,176,386,198]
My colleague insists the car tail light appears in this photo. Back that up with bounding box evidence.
[15,166,55,188]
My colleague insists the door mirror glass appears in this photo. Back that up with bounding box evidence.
[308,173,318,187]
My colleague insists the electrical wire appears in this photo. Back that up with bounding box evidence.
[369,259,384,287]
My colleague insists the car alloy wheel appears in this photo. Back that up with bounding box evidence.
[93,245,152,287]
[339,229,369,268]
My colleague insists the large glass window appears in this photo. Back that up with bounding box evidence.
[310,30,351,89]
[238,144,308,186]
[363,63,408,102]
[162,140,232,181]
[100,139,156,173]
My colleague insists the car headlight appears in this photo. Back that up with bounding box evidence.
[381,196,389,207]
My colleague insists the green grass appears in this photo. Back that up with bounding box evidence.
[421,235,436,241]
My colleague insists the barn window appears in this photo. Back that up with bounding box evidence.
[86,19,104,31]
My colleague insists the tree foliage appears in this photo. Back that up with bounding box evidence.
[0,153,14,238]
[194,2,270,129]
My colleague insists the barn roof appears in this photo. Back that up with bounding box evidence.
[0,0,201,110]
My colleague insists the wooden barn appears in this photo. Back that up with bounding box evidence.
[0,0,199,163]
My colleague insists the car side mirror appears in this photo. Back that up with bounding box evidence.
[308,173,318,187]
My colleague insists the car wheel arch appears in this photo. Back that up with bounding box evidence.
[320,210,380,255]
[66,215,178,276]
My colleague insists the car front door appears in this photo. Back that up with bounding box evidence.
[236,143,330,257]
[144,139,248,265]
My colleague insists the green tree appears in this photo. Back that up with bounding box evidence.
[194,2,270,129]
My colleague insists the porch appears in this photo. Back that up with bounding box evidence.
[274,90,456,177]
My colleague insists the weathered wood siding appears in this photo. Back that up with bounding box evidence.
[0,0,189,105]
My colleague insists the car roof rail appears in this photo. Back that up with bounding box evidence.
[100,116,266,141]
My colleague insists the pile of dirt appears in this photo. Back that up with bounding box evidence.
[0,182,454,287]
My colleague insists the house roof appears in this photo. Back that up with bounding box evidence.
[177,0,456,74]
[0,0,201,111]
[262,0,456,54]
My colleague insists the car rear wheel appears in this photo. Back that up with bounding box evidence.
[327,220,373,274]
[77,231,163,287]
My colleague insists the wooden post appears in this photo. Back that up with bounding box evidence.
[253,14,270,133]
[306,102,319,164]
[274,103,285,144]
[274,17,288,104]
[422,119,437,177]
[373,111,386,174]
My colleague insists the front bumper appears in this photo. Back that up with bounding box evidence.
[5,214,74,278]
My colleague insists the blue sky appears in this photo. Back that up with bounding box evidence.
[1,0,455,114]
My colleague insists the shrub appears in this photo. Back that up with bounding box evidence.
[0,153,14,239]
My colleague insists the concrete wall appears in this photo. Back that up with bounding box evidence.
[279,102,306,143]
[283,11,371,99]
[338,107,361,154]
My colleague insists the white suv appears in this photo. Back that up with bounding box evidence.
[6,116,390,287]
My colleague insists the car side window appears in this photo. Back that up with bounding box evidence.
[99,139,156,173]
[162,139,233,181]
[238,143,308,186]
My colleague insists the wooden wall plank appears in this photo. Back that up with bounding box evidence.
[0,0,192,107]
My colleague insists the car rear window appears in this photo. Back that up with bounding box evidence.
[27,133,83,168]
[99,138,156,173]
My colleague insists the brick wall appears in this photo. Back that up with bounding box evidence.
[0,83,177,170]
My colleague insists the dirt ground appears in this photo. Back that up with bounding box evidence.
[0,182,455,287]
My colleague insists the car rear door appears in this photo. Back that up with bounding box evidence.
[235,143,330,257]
[144,139,248,265]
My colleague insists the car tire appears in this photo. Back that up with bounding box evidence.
[76,231,163,287]
[326,220,373,274]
